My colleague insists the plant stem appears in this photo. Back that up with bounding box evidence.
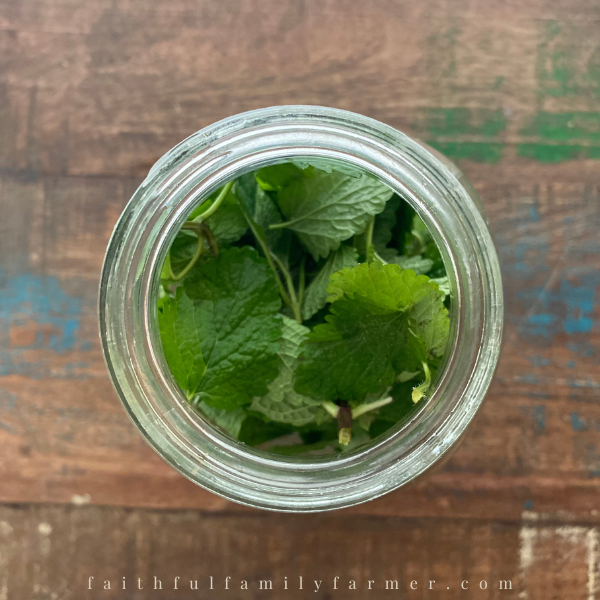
[321,401,339,418]
[268,220,290,230]
[337,403,352,446]
[411,362,431,404]
[351,396,393,418]
[236,198,292,307]
[192,180,234,223]
[272,253,302,322]
[373,250,388,264]
[171,230,205,281]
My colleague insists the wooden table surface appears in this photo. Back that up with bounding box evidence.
[1,0,599,598]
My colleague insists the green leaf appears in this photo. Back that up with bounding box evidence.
[423,240,447,278]
[158,289,206,395]
[295,262,449,402]
[431,276,450,298]
[373,195,401,252]
[183,246,283,410]
[188,186,247,245]
[234,175,288,252]
[237,417,294,447]
[251,316,325,426]
[387,254,434,275]
[205,193,247,245]
[168,230,201,275]
[255,163,308,191]
[290,158,362,178]
[301,245,358,320]
[276,170,393,260]
[197,401,247,439]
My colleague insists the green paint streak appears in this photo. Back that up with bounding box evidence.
[423,108,507,137]
[493,75,504,90]
[427,141,504,163]
[521,112,600,141]
[536,20,600,98]
[518,144,600,162]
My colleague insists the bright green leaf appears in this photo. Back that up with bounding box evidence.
[158,289,206,395]
[295,262,449,402]
[276,171,393,260]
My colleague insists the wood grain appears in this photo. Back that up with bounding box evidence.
[1,0,599,550]
[2,503,598,600]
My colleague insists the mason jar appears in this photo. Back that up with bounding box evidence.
[99,106,503,512]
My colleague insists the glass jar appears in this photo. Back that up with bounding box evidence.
[99,106,503,512]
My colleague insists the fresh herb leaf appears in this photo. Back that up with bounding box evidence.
[187,186,247,246]
[158,289,206,395]
[295,262,449,402]
[274,170,393,260]
[251,316,326,426]
[290,158,362,178]
[255,163,308,191]
[387,254,434,275]
[301,245,358,320]
[197,401,247,439]
[168,230,202,275]
[182,247,283,410]
[237,417,294,446]
[373,195,402,252]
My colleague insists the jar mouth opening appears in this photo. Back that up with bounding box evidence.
[146,152,459,466]
[100,106,503,511]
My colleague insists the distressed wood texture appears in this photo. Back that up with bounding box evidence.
[1,503,599,600]
[1,0,600,524]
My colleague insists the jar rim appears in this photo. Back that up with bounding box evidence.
[99,105,503,511]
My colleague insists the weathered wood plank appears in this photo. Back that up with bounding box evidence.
[0,503,587,600]
[1,0,600,178]
[1,504,599,599]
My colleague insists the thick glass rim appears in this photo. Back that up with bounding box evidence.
[99,105,503,512]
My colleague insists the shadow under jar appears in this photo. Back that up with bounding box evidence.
[99,106,503,512]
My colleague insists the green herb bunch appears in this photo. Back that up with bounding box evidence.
[158,160,450,455]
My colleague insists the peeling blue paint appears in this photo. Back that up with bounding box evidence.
[571,412,588,432]
[523,499,534,510]
[516,374,542,385]
[567,361,576,368]
[497,235,550,281]
[520,405,546,434]
[568,379,600,389]
[531,405,546,433]
[567,341,597,359]
[529,205,539,222]
[0,273,82,352]
[0,272,87,377]
[517,273,599,340]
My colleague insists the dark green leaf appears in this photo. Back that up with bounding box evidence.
[301,245,358,320]
[183,247,283,410]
